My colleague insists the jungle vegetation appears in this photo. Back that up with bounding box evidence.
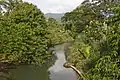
[62,0,120,79]
[0,0,120,80]
[0,0,72,65]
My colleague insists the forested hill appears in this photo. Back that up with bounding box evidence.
[45,13,64,21]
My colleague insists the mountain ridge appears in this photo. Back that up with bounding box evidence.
[45,13,64,21]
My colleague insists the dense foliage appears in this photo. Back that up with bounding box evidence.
[0,2,51,64]
[1,0,120,80]
[46,18,73,45]
[0,0,72,65]
[62,0,120,79]
[0,1,74,80]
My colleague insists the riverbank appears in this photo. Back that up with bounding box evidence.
[0,43,77,80]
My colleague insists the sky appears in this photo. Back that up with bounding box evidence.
[23,0,85,13]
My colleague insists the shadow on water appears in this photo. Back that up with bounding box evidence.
[0,43,77,80]
[9,64,51,80]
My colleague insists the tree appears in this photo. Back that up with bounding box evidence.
[84,2,120,79]
[0,2,51,64]
[62,0,120,36]
[0,0,22,13]
[62,0,120,79]
[46,17,73,44]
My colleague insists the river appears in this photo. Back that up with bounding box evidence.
[5,43,77,80]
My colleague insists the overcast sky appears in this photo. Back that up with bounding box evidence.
[23,0,85,13]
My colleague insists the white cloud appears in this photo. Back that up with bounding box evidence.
[23,0,85,13]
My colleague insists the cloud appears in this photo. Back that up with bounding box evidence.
[23,0,85,13]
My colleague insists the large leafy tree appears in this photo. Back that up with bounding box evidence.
[62,0,120,35]
[0,2,51,64]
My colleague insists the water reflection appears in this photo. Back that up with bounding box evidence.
[1,43,77,80]
[9,65,51,80]
[48,50,77,80]
[0,62,16,80]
